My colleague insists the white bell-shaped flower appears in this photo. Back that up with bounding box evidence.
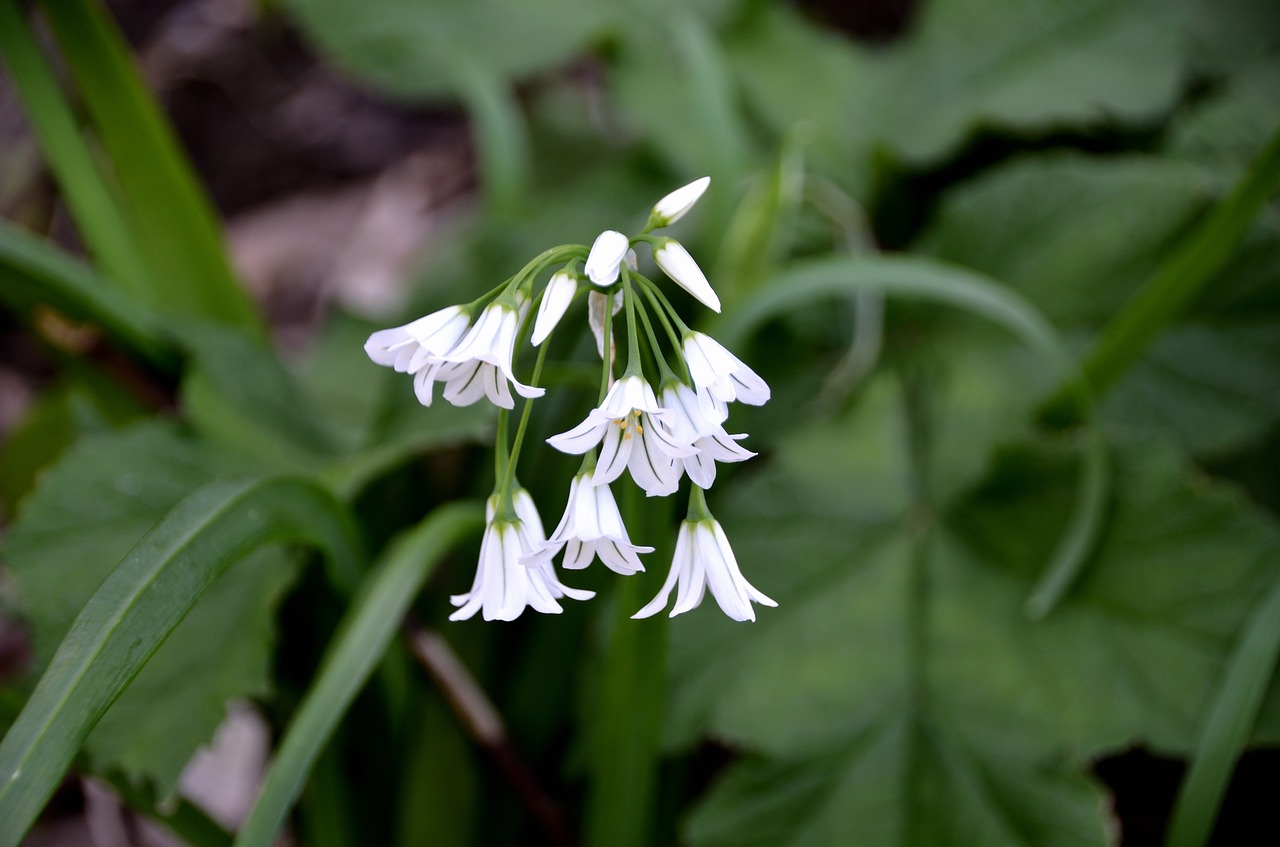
[450,490,594,622]
[546,374,696,496]
[419,295,545,410]
[658,383,756,489]
[648,176,710,229]
[523,473,652,574]
[682,331,770,406]
[633,517,775,622]
[364,304,471,374]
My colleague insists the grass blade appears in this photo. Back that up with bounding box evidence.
[450,58,528,217]
[1165,572,1280,847]
[719,255,1108,617]
[0,221,176,370]
[0,476,364,847]
[0,0,153,300]
[37,0,261,331]
[234,502,482,847]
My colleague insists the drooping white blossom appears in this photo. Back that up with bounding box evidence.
[450,490,594,622]
[658,382,755,489]
[531,271,577,346]
[364,305,471,374]
[523,473,652,574]
[654,239,720,313]
[633,518,775,622]
[682,331,770,406]
[417,295,544,410]
[546,374,695,496]
[648,176,710,229]
[584,230,631,286]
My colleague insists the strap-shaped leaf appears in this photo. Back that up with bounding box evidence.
[235,502,483,847]
[0,477,364,847]
[37,0,261,331]
[717,254,1107,617]
[0,221,175,370]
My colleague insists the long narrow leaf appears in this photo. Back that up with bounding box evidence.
[450,57,528,216]
[235,502,481,847]
[0,477,364,847]
[0,0,153,300]
[1165,572,1280,847]
[718,255,1108,617]
[0,221,176,370]
[37,0,261,331]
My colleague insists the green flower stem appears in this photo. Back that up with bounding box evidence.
[599,282,615,403]
[636,275,693,337]
[1043,123,1280,422]
[585,483,670,847]
[621,268,644,376]
[634,275,694,384]
[498,342,551,500]
[634,294,681,384]
[686,485,712,522]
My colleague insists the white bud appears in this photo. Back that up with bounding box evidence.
[650,177,710,228]
[584,230,630,286]
[531,272,577,346]
[654,239,720,313]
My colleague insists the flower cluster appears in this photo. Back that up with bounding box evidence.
[366,178,775,622]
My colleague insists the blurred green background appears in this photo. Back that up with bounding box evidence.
[1,0,1279,845]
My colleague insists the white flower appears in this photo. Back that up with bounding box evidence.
[418,295,545,410]
[546,374,695,496]
[531,271,577,346]
[584,230,631,286]
[658,383,755,489]
[682,331,770,406]
[633,518,776,622]
[648,176,710,229]
[364,305,471,374]
[654,239,720,313]
[523,473,652,574]
[450,490,594,622]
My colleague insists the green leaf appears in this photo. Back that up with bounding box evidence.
[180,325,343,473]
[0,221,176,370]
[234,502,482,847]
[668,378,1280,845]
[280,0,613,99]
[726,0,1185,190]
[38,0,260,331]
[718,254,1107,615]
[2,424,329,797]
[0,0,152,299]
[0,459,362,847]
[920,150,1280,456]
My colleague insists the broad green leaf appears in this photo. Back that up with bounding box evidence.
[0,462,361,847]
[667,376,1280,845]
[180,325,343,473]
[280,0,612,99]
[725,0,1184,192]
[38,0,260,331]
[235,502,482,847]
[3,424,303,794]
[919,151,1280,456]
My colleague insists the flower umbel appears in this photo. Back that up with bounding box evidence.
[367,177,773,621]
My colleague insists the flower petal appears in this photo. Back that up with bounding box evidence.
[585,230,630,286]
[650,176,710,228]
[655,240,720,313]
[532,272,577,346]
